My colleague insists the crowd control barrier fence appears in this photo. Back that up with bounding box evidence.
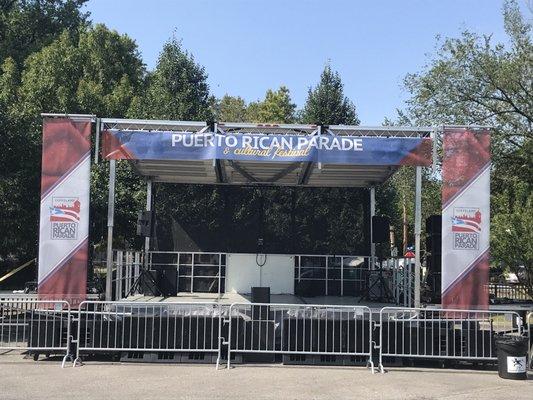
[377,307,524,373]
[0,298,72,367]
[73,301,223,367]
[2,299,531,373]
[225,303,374,371]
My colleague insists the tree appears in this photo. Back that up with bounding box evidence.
[403,0,532,286]
[128,37,215,250]
[251,86,296,123]
[132,37,212,121]
[300,64,360,125]
[296,65,368,254]
[217,94,247,122]
[0,0,89,65]
[404,0,532,185]
[0,24,146,261]
[492,181,533,297]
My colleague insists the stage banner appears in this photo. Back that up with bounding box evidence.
[441,128,491,309]
[38,118,91,305]
[102,130,432,166]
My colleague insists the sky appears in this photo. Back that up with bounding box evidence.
[84,0,514,125]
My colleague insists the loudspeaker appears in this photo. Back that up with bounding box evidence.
[425,215,442,271]
[372,216,390,243]
[251,287,270,320]
[251,287,270,303]
[137,211,154,237]
[157,267,177,297]
[426,215,442,235]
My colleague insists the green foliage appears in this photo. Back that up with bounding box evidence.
[404,0,532,185]
[131,37,212,121]
[403,0,532,290]
[491,181,533,296]
[0,23,147,259]
[217,95,247,122]
[300,64,360,125]
[295,64,368,254]
[0,0,89,65]
[251,86,296,123]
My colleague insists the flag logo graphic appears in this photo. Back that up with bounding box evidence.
[50,197,80,239]
[452,207,481,250]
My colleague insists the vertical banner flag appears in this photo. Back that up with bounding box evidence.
[38,118,91,304]
[441,128,491,309]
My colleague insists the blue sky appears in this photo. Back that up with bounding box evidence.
[84,0,512,124]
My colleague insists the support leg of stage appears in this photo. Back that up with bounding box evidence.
[145,179,152,254]
[414,166,422,307]
[370,187,376,264]
[105,159,116,301]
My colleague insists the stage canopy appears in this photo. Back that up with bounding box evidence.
[99,119,435,187]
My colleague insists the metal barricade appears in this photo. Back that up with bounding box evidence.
[225,303,374,372]
[377,306,523,373]
[74,301,223,367]
[0,298,72,367]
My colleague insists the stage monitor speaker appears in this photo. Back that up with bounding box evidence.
[372,216,390,243]
[136,211,154,237]
[251,286,270,303]
[157,267,177,297]
[251,287,270,320]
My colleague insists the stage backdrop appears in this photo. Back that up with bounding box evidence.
[38,117,91,304]
[441,128,491,309]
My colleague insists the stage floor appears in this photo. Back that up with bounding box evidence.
[122,293,532,313]
[122,293,393,310]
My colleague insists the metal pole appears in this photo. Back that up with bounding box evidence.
[145,179,152,255]
[414,166,422,307]
[94,118,101,164]
[370,187,376,265]
[105,160,116,301]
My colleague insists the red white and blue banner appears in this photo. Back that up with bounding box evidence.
[38,118,91,304]
[441,128,491,309]
[102,130,432,166]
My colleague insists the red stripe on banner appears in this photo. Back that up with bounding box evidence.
[101,130,135,159]
[442,162,490,210]
[399,137,433,166]
[442,249,489,309]
[41,152,90,200]
[442,130,490,205]
[38,238,88,302]
[41,119,91,196]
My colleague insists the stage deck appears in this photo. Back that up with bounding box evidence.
[122,293,532,313]
[123,293,393,310]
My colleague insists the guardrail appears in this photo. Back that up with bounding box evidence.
[225,303,374,372]
[377,307,523,373]
[1,299,530,372]
[113,250,144,300]
[74,301,223,367]
[487,283,532,302]
[0,298,72,367]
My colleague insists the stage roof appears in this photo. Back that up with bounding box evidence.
[100,118,435,187]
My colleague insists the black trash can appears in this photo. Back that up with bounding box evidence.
[495,335,529,380]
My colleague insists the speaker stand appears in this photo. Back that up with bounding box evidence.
[127,266,161,297]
